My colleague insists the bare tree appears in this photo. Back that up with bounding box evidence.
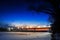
[25,0,60,40]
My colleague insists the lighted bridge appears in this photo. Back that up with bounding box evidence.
[19,27,51,32]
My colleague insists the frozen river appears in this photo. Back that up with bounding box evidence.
[0,32,51,40]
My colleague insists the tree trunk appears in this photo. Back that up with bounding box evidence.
[51,9,60,40]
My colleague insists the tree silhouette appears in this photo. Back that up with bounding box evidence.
[26,0,60,40]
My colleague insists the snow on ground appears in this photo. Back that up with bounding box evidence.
[0,32,51,40]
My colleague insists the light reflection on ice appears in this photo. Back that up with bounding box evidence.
[0,32,51,40]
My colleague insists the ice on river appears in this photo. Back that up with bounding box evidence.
[0,32,51,40]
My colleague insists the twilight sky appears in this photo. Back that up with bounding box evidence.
[0,11,49,26]
[0,0,51,26]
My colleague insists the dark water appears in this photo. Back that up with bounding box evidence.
[0,32,51,40]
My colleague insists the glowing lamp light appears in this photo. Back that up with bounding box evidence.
[37,26,40,28]
[29,26,33,28]
[26,26,29,28]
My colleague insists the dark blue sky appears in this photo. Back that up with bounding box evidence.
[0,10,49,26]
[0,0,51,26]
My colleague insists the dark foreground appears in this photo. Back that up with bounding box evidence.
[0,32,51,40]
